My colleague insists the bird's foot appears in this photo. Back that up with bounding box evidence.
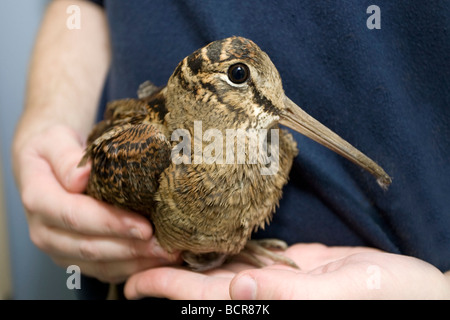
[238,239,300,269]
[182,251,228,272]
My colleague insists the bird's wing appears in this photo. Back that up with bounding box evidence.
[137,80,160,99]
[85,98,150,145]
[79,94,171,216]
[85,83,167,145]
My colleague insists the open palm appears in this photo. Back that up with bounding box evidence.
[124,243,450,299]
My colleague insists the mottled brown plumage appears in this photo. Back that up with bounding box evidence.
[79,36,391,271]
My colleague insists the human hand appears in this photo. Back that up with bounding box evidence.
[124,243,450,299]
[13,125,180,283]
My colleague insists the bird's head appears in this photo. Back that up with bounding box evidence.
[166,36,284,129]
[165,36,391,188]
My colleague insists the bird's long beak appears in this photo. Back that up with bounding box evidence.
[280,97,392,189]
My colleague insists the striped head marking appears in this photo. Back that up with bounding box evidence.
[165,36,392,188]
[166,36,285,130]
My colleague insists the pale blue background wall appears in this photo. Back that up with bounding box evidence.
[0,0,76,299]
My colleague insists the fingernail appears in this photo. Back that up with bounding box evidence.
[231,275,257,300]
[148,237,180,262]
[129,227,145,240]
[150,237,169,257]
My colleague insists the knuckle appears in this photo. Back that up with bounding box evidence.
[29,226,50,253]
[60,205,79,231]
[100,217,117,237]
[42,126,81,189]
[54,160,72,189]
[28,227,43,249]
[78,240,100,261]
[21,185,37,213]
[127,241,141,259]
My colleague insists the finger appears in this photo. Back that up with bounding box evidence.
[231,268,340,299]
[54,257,176,284]
[20,129,153,240]
[34,224,179,262]
[230,259,372,300]
[23,158,152,240]
[283,243,380,271]
[230,269,303,299]
[44,191,153,240]
[38,125,90,193]
[124,267,232,300]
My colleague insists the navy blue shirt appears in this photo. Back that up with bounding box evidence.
[82,0,450,298]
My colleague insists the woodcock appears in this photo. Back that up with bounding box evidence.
[79,36,392,271]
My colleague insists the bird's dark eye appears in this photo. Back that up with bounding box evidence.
[228,63,250,84]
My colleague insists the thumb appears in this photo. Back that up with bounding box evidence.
[230,269,305,300]
[39,125,91,193]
